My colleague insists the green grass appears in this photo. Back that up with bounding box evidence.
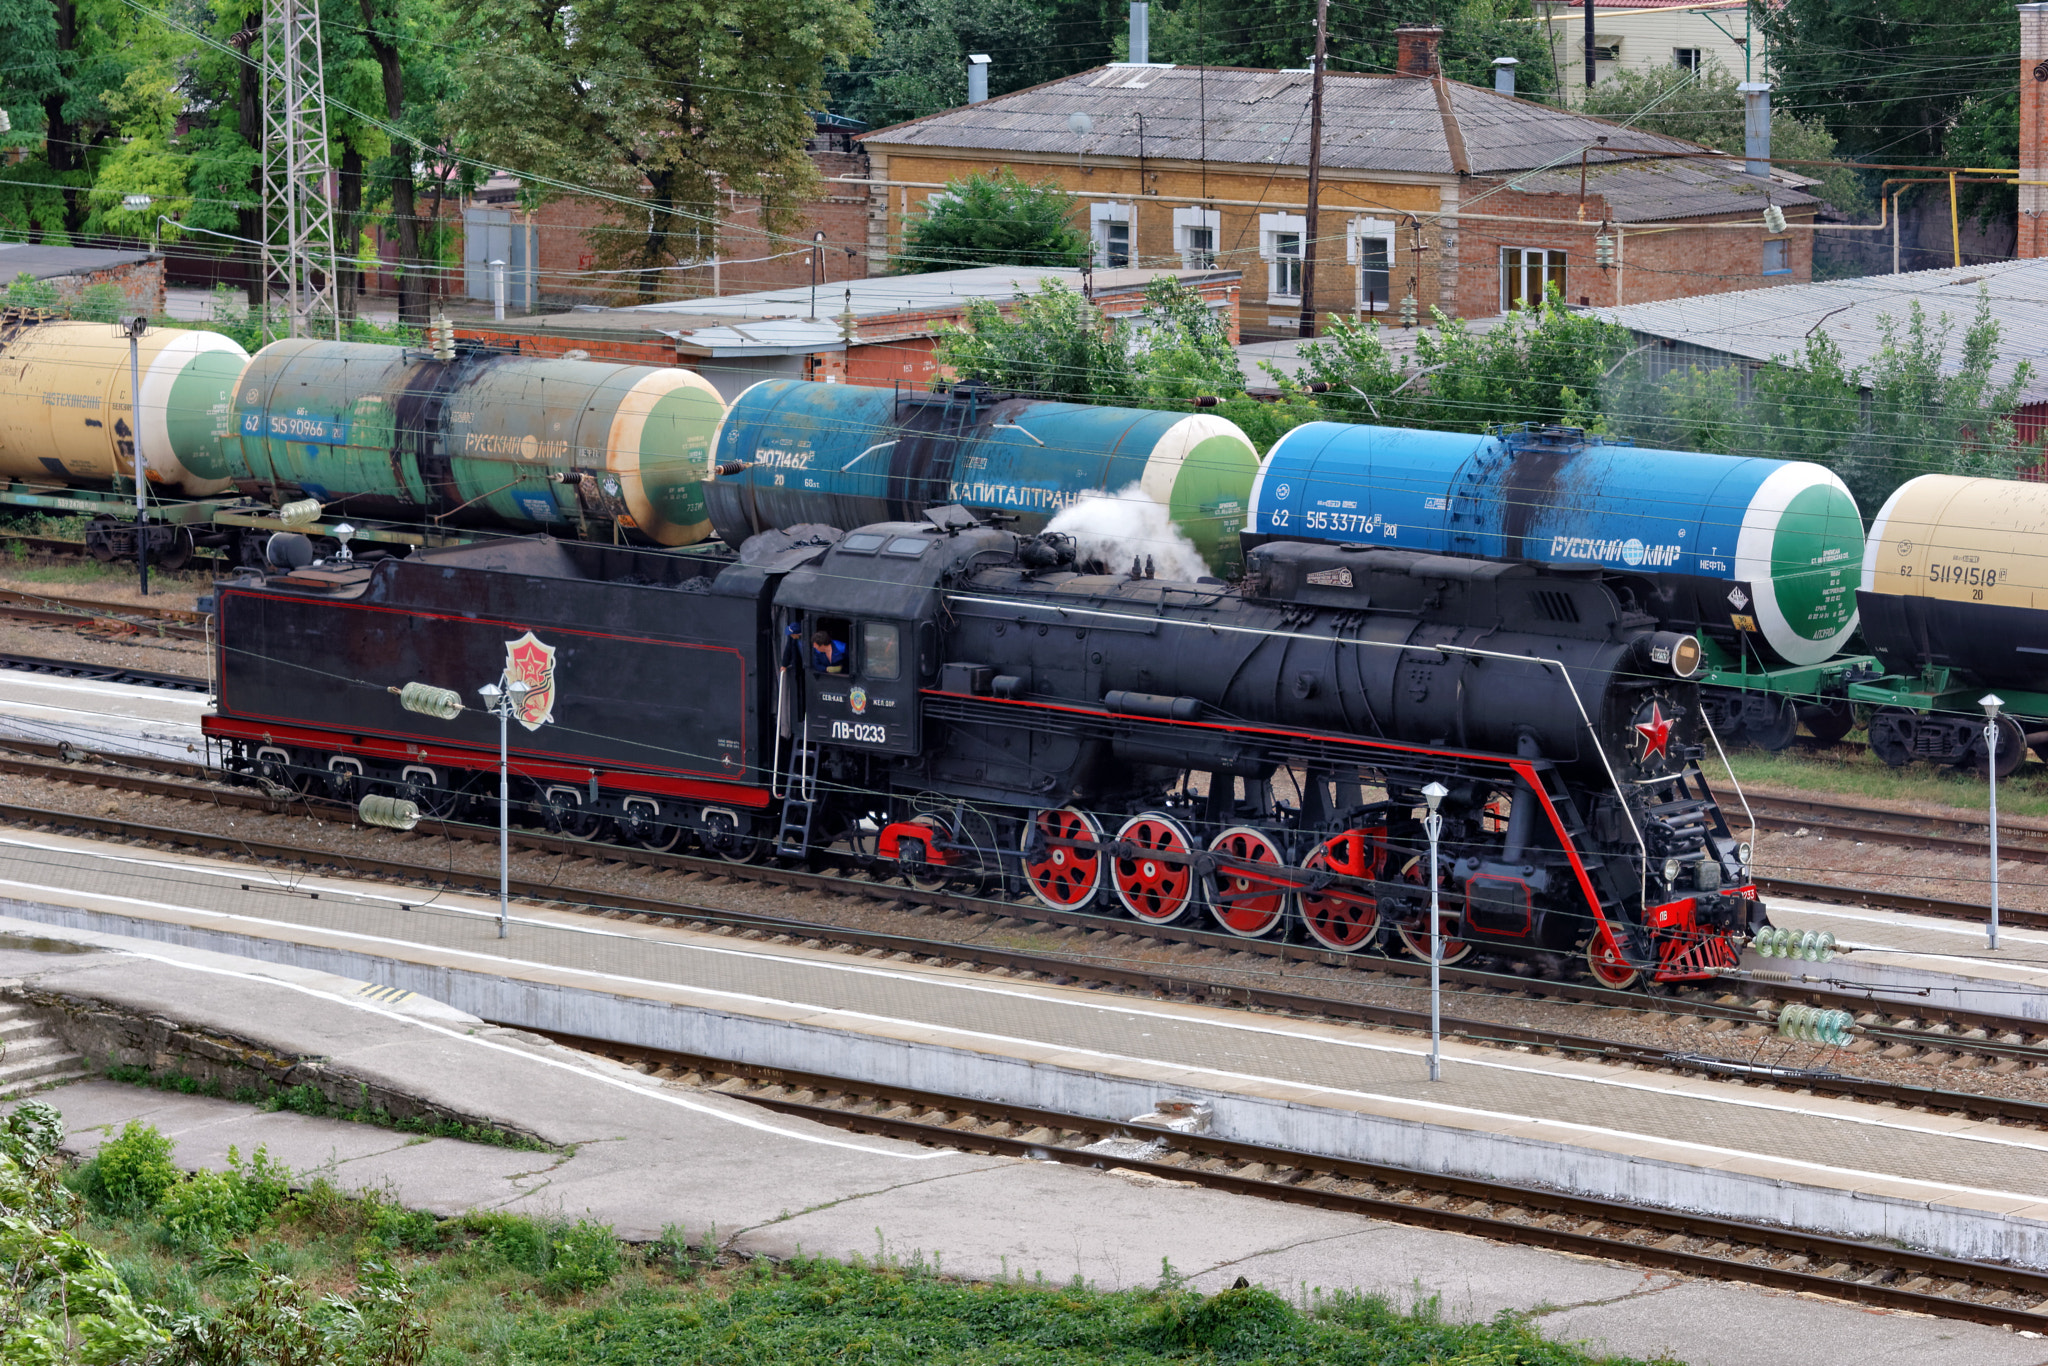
[62,1116,1675,1366]
[1715,737,2048,821]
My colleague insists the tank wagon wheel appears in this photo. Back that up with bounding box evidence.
[1583,933,1644,990]
[1868,708,1917,768]
[1744,697,1799,752]
[1969,714,2028,780]
[1019,807,1107,911]
[153,528,195,573]
[1112,812,1202,924]
[1298,829,1386,952]
[1797,700,1856,746]
[85,517,120,564]
[1392,855,1472,966]
[1205,827,1291,938]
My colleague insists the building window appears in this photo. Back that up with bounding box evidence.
[1270,235,1303,300]
[1090,202,1133,268]
[1502,247,1567,312]
[1358,236,1392,311]
[1173,206,1221,268]
[1762,238,1791,275]
[1673,47,1701,72]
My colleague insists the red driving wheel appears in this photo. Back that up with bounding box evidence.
[1585,933,1642,989]
[1394,855,1472,965]
[1207,826,1291,938]
[1020,807,1105,910]
[1113,812,1200,923]
[1299,828,1385,952]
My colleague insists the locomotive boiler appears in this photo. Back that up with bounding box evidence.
[1249,422,1869,748]
[206,506,1760,990]
[707,378,1260,574]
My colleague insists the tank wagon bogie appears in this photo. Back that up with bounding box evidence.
[1249,421,1871,749]
[204,506,1763,990]
[708,378,1261,575]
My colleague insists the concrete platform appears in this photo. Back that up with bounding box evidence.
[1762,895,2048,1024]
[0,671,209,761]
[9,929,2047,1366]
[0,826,2043,1274]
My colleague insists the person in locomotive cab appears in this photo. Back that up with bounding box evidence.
[811,627,848,674]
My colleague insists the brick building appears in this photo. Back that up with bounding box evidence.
[0,244,165,317]
[860,29,1817,339]
[456,263,1241,399]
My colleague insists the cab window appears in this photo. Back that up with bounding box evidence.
[810,617,850,673]
[861,622,901,681]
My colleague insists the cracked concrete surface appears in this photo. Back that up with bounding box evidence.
[11,938,2048,1364]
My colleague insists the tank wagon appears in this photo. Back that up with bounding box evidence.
[229,340,726,547]
[1850,474,2048,772]
[203,506,1761,989]
[1248,422,1870,748]
[0,313,249,567]
[707,378,1260,574]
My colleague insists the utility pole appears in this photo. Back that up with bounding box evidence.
[1298,0,1329,339]
[260,0,342,341]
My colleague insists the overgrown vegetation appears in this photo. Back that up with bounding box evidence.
[3,1108,1671,1365]
[896,170,1091,273]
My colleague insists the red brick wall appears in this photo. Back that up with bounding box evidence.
[1453,184,1814,317]
[38,258,166,318]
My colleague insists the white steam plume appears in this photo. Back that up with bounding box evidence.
[1044,482,1210,582]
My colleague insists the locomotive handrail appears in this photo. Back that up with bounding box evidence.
[940,590,1653,910]
[1697,709,1757,848]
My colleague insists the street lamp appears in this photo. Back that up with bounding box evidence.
[1983,693,2005,950]
[392,674,535,938]
[1421,781,1448,1082]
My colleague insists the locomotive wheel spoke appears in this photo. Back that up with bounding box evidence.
[1205,826,1290,938]
[1299,831,1384,952]
[1584,934,1642,990]
[1112,812,1199,924]
[1021,806,1105,911]
[1394,855,1470,965]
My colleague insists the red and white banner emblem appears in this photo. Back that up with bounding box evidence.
[504,631,557,731]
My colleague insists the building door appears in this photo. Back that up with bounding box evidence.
[1501,247,1567,311]
[462,207,533,305]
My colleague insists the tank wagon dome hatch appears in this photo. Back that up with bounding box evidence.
[229,340,724,546]
[1249,421,1862,669]
[704,378,1260,575]
[0,319,250,496]
[1860,474,2048,692]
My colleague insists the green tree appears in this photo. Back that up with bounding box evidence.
[898,170,1090,273]
[829,0,1059,129]
[450,0,872,301]
[1579,64,1871,218]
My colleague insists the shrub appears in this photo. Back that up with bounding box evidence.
[153,1145,291,1247]
[462,1212,622,1294]
[74,1121,180,1215]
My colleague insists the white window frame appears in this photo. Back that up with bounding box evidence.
[1347,216,1397,313]
[1501,246,1567,312]
[1673,47,1702,72]
[1172,206,1221,268]
[1259,211,1306,301]
[1091,201,1133,268]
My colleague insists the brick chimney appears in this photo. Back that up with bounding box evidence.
[1396,25,1444,78]
[2023,3,2048,258]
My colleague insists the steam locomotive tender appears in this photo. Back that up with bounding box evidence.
[204,510,1763,988]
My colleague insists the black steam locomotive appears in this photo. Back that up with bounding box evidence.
[204,509,1763,988]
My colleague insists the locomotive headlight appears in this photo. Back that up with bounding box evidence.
[1737,841,1753,870]
[1661,856,1684,885]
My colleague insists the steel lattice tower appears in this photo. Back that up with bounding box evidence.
[259,0,341,340]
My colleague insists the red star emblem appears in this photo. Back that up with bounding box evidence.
[1634,702,1674,760]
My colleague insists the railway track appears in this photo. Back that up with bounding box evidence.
[0,651,210,693]
[2,745,2047,1120]
[1746,790,2048,864]
[546,1030,2048,1333]
[0,590,208,641]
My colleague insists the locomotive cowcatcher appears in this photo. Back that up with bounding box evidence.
[203,507,1766,989]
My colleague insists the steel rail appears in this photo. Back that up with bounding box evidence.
[536,1030,2048,1332]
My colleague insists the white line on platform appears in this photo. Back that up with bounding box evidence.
[0,677,212,705]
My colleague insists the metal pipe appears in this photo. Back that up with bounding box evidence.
[1984,694,2004,951]
[966,53,990,104]
[490,258,506,321]
[1128,2,1149,64]
[497,688,510,939]
[1583,0,1595,88]
[127,317,149,597]
[1739,82,1771,180]
[1423,783,1447,1082]
[1949,171,1962,267]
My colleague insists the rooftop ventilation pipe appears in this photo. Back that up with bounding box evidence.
[1492,56,1519,96]
[1739,81,1772,179]
[1129,3,1149,64]
[967,53,990,104]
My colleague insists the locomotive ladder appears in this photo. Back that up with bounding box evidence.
[774,737,819,857]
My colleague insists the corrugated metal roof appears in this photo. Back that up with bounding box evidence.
[0,242,157,277]
[1498,156,1817,223]
[1589,257,2048,403]
[863,66,1706,178]
[619,264,1236,321]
